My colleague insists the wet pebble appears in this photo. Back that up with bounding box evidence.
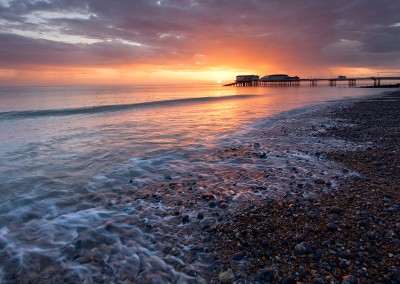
[254,268,275,283]
[259,152,267,158]
[201,193,215,201]
[218,270,235,283]
[261,239,269,247]
[314,248,325,260]
[182,215,190,223]
[358,220,369,228]
[330,213,340,222]
[313,278,325,284]
[305,224,314,232]
[327,223,338,231]
[218,202,229,209]
[202,233,213,243]
[330,206,344,215]
[308,209,320,220]
[339,260,350,269]
[294,241,312,255]
[232,252,244,261]
[282,276,296,284]
[384,194,393,200]
[342,275,357,284]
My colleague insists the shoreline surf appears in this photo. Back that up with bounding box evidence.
[0,88,396,283]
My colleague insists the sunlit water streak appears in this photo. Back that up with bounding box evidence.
[0,85,381,282]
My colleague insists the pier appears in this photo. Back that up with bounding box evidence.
[224,76,400,87]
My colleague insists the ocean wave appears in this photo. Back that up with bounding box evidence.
[0,94,257,120]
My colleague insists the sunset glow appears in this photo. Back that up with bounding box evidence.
[1,0,399,86]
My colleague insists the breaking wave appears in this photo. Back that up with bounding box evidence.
[0,94,257,120]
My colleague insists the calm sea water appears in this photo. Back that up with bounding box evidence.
[0,85,380,282]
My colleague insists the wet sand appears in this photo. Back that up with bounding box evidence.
[205,90,400,283]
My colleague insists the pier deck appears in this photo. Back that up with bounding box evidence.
[224,76,400,87]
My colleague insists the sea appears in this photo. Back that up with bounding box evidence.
[0,84,381,282]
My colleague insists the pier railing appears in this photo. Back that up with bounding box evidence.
[224,76,400,87]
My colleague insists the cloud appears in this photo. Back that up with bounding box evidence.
[0,0,399,77]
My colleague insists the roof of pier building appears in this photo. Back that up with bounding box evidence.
[236,75,260,82]
[260,74,300,81]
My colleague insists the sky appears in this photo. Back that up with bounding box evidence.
[0,0,399,85]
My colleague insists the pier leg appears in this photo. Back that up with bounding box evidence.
[348,79,356,87]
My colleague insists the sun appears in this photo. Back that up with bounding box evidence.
[216,80,222,84]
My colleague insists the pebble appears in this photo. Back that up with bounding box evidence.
[313,278,324,284]
[294,241,312,255]
[327,223,338,231]
[254,268,275,283]
[305,224,314,232]
[282,276,296,284]
[330,213,340,222]
[201,193,215,201]
[202,233,213,243]
[218,202,229,209]
[308,209,320,220]
[339,260,350,268]
[259,152,267,158]
[314,248,325,260]
[232,252,244,261]
[342,275,357,284]
[330,206,344,215]
[218,270,235,283]
[358,220,369,228]
[384,194,393,200]
[181,215,190,223]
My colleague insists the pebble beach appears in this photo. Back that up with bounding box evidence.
[1,89,398,283]
[202,90,400,283]
[110,89,400,284]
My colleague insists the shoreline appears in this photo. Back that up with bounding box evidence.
[3,90,398,283]
[203,90,400,283]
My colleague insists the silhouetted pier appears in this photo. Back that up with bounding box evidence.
[224,76,400,87]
